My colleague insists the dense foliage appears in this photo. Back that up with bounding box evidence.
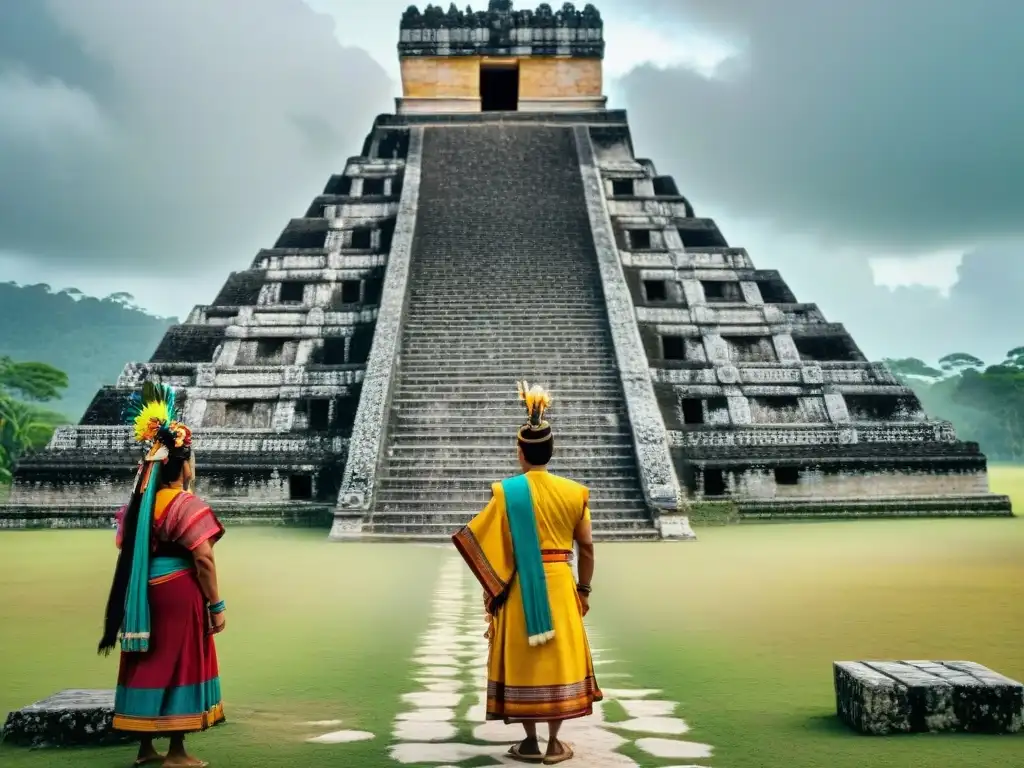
[0,282,174,421]
[884,348,1024,461]
[0,357,70,482]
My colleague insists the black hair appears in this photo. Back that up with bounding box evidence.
[97,445,191,655]
[518,435,554,466]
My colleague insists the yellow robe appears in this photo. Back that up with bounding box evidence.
[453,470,602,722]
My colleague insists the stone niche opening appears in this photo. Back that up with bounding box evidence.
[375,130,409,160]
[364,275,384,304]
[644,279,668,302]
[628,229,652,250]
[317,338,347,365]
[279,281,305,304]
[702,280,743,302]
[351,227,373,250]
[288,474,314,501]
[662,334,686,360]
[362,177,386,196]
[727,335,776,362]
[480,61,519,111]
[845,394,920,421]
[348,325,375,364]
[297,398,332,430]
[703,468,726,496]
[680,395,729,426]
[794,335,857,362]
[611,179,634,196]
[774,466,800,485]
[681,397,703,424]
[331,280,362,307]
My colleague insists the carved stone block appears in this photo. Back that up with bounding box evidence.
[800,365,824,384]
[772,333,801,363]
[727,396,752,425]
[703,334,730,364]
[715,365,740,385]
[740,280,763,305]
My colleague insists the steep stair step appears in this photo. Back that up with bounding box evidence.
[375,484,646,497]
[384,447,639,460]
[396,374,624,384]
[398,368,618,377]
[380,459,639,471]
[376,498,648,512]
[388,433,634,445]
[358,527,660,542]
[396,384,624,396]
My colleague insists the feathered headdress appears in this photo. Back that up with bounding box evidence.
[123,381,191,462]
[517,381,553,443]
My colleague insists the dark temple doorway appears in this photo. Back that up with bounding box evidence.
[480,63,519,111]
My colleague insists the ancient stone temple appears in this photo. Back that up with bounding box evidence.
[0,0,1010,537]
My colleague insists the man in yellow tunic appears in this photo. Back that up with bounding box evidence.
[452,382,601,765]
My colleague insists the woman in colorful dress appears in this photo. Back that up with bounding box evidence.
[453,382,601,765]
[98,382,227,768]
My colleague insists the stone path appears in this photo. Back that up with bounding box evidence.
[384,554,715,767]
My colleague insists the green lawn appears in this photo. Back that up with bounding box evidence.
[0,531,447,767]
[0,467,1022,767]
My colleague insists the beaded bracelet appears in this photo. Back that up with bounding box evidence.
[576,583,592,595]
[208,600,226,614]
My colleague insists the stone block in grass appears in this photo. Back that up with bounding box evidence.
[1,689,129,748]
[834,660,1024,735]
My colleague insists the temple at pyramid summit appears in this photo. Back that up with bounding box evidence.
[1,1,1011,537]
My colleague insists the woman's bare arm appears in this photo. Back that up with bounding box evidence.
[192,540,220,605]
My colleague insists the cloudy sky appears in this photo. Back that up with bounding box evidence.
[1,0,1021,365]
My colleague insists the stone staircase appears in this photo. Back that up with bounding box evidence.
[366,124,658,540]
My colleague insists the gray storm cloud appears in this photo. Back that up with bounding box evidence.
[620,0,1024,251]
[0,0,391,271]
[613,0,1024,362]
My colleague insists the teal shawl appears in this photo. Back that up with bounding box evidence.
[121,463,159,653]
[501,474,555,646]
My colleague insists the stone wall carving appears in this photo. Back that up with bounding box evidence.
[574,125,682,512]
[330,127,424,538]
[399,2,603,57]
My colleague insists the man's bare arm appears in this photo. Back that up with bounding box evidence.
[573,516,595,588]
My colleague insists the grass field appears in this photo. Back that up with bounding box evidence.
[1,466,1022,767]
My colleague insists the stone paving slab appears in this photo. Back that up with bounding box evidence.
[835,660,1024,734]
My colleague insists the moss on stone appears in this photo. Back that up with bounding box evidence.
[688,501,739,526]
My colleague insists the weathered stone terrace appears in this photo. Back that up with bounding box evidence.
[587,119,1009,512]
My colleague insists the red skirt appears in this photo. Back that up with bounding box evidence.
[113,570,224,733]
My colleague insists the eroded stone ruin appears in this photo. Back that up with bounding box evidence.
[0,0,1011,537]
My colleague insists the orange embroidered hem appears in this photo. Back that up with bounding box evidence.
[486,677,603,722]
[112,703,225,734]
